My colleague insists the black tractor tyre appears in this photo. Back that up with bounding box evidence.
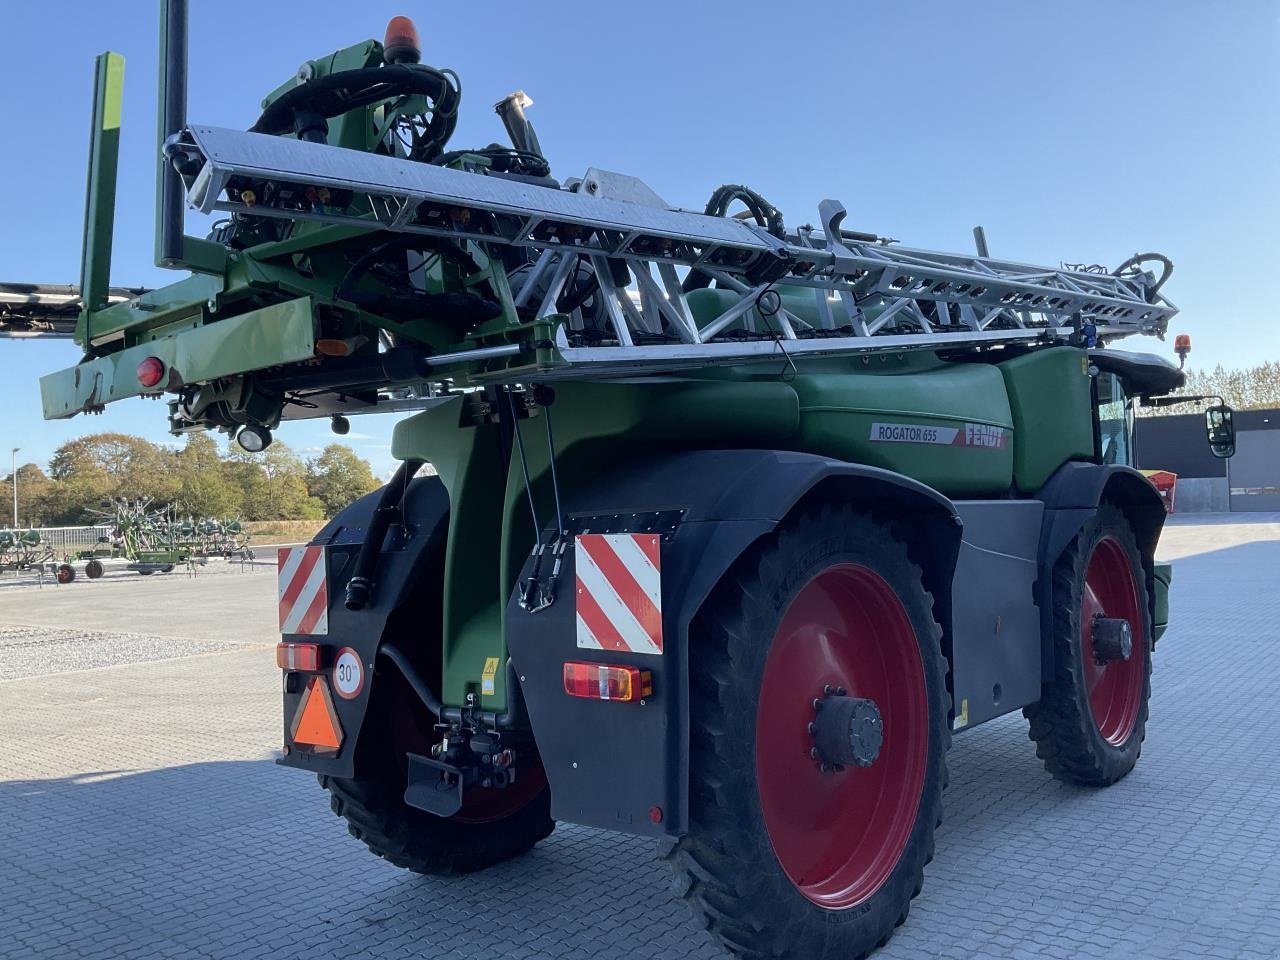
[1024,502,1153,786]
[56,563,75,584]
[321,769,554,876]
[85,559,105,579]
[318,539,554,876]
[666,505,950,960]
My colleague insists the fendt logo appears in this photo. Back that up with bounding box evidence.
[869,421,1009,450]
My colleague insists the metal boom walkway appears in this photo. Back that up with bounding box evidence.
[169,125,1177,381]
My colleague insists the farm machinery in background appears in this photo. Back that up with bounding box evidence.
[0,529,56,575]
[55,498,251,583]
[16,2,1240,957]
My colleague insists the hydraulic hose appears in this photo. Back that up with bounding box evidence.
[1112,252,1173,299]
[379,642,443,717]
[344,457,423,611]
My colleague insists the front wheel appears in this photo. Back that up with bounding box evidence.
[1025,502,1152,785]
[668,506,949,960]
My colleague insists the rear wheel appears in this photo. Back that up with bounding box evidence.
[668,506,949,960]
[56,564,75,584]
[321,547,554,875]
[1024,502,1152,785]
[85,559,104,579]
[321,669,554,875]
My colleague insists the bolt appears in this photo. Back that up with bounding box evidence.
[823,685,835,696]
[820,763,832,774]
[812,698,823,710]
[810,747,820,760]
[807,722,817,735]
[835,686,846,697]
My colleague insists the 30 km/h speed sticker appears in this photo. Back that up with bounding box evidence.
[332,647,365,700]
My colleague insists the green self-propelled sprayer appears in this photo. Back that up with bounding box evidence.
[21,5,1238,958]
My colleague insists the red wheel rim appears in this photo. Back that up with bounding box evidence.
[755,563,928,909]
[1080,536,1145,745]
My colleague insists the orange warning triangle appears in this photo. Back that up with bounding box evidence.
[291,678,342,752]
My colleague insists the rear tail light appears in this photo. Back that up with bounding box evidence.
[563,662,652,702]
[277,641,321,672]
[136,356,165,388]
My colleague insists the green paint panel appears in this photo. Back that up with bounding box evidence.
[998,347,1094,492]
[42,298,315,419]
[78,51,126,340]
[1153,560,1172,641]
[790,359,1014,496]
[392,379,801,710]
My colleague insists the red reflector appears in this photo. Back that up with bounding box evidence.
[276,641,321,672]
[563,662,652,702]
[136,356,165,388]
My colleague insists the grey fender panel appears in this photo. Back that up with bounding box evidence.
[278,475,449,779]
[949,500,1044,732]
[505,449,960,838]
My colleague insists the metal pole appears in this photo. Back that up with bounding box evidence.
[11,448,18,527]
[156,0,188,267]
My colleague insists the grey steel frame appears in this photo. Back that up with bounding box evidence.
[171,125,1177,383]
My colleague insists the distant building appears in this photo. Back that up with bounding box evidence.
[1134,408,1280,512]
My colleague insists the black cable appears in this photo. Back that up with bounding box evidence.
[1112,253,1174,298]
[683,184,786,293]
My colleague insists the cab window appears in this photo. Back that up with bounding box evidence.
[1096,372,1132,466]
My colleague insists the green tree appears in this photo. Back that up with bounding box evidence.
[2,463,52,528]
[47,433,180,505]
[174,433,241,518]
[225,442,324,520]
[1137,361,1280,416]
[305,444,380,517]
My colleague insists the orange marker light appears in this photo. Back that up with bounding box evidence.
[383,16,421,64]
[563,662,653,702]
[276,641,321,672]
[1174,333,1191,368]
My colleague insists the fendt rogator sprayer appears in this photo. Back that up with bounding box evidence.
[24,5,1238,957]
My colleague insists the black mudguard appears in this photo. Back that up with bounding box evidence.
[1035,462,1168,681]
[278,475,449,779]
[505,449,960,838]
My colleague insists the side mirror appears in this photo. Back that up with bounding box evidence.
[1205,405,1235,459]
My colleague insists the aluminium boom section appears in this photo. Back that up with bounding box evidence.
[171,125,1178,382]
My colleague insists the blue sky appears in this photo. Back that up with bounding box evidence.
[1,0,1276,475]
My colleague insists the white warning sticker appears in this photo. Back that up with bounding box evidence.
[332,647,365,700]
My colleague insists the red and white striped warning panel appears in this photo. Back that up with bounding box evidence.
[575,533,662,655]
[278,546,329,636]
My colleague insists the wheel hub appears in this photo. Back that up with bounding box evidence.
[1092,615,1133,663]
[811,686,884,771]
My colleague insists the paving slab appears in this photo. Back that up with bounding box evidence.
[1,517,1277,959]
